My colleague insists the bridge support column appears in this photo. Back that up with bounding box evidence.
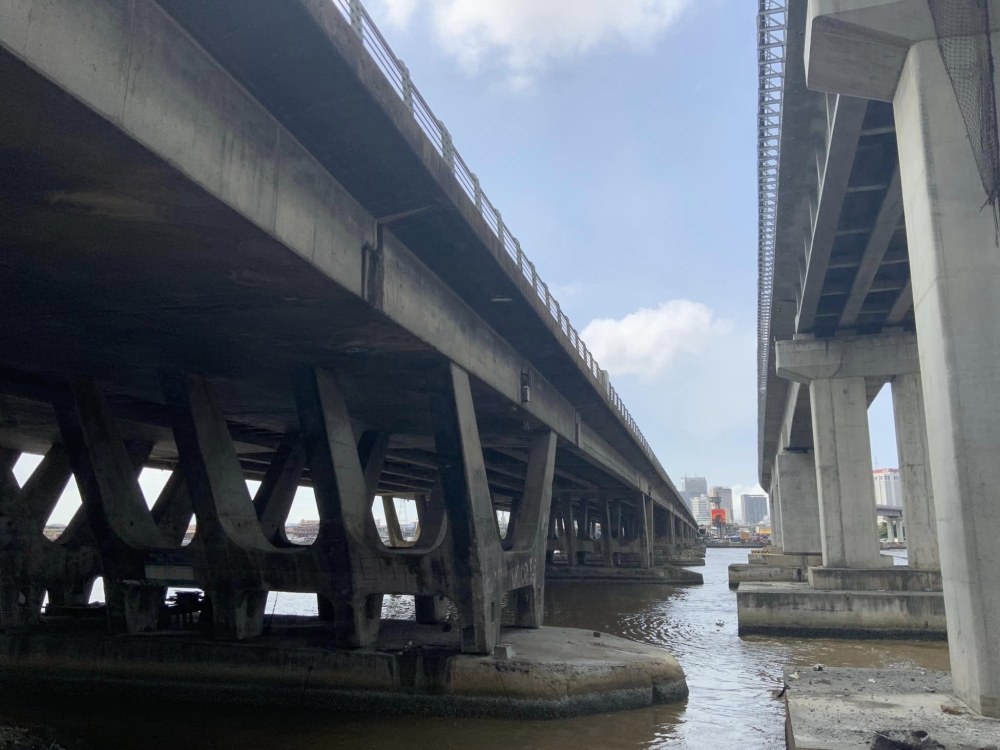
[412,492,448,623]
[768,467,783,552]
[775,451,821,556]
[600,500,614,566]
[891,374,938,570]
[294,368,385,647]
[559,498,577,567]
[637,495,652,569]
[253,435,306,548]
[430,364,556,653]
[667,508,676,554]
[163,370,281,641]
[56,381,167,634]
[807,6,1000,715]
[808,376,880,568]
[382,495,407,548]
[0,445,74,627]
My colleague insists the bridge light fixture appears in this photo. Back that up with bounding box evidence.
[490,295,513,303]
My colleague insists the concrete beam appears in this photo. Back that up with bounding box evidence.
[777,331,920,383]
[795,94,868,333]
[839,167,904,328]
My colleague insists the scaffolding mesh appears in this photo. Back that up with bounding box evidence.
[928,0,1000,238]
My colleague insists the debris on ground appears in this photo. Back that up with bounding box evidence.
[870,729,945,750]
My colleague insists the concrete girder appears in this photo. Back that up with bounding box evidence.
[795,95,868,334]
[839,167,904,329]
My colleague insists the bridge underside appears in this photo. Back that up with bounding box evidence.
[0,14,696,663]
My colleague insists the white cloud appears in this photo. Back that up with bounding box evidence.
[375,0,690,84]
[581,299,732,380]
[381,0,420,27]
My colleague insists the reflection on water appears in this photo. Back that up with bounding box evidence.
[4,548,949,749]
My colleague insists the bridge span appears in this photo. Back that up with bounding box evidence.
[0,0,700,708]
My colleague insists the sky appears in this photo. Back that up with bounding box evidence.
[14,0,901,524]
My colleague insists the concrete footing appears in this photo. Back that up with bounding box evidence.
[0,623,688,719]
[737,583,946,639]
[784,667,999,749]
[728,563,808,588]
[749,553,824,568]
[808,567,942,592]
[546,564,703,585]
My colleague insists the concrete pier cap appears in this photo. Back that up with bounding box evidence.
[775,331,919,384]
[805,0,948,101]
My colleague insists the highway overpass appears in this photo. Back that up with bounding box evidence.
[0,0,696,657]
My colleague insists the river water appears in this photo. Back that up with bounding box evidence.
[0,548,949,748]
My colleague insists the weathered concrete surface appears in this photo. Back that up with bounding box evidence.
[728,563,808,589]
[546,564,703,585]
[776,332,920,383]
[749,552,824,568]
[891,374,939,570]
[809,376,881,569]
[0,625,687,719]
[784,666,1000,750]
[0,0,697,527]
[775,450,822,557]
[737,583,946,639]
[808,567,942,592]
[665,554,706,567]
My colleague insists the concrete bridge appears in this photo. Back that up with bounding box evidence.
[0,0,699,710]
[744,0,1000,719]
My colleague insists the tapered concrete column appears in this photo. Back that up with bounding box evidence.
[638,496,652,569]
[775,451,821,556]
[382,495,406,547]
[891,374,939,570]
[809,377,880,568]
[560,498,577,567]
[807,4,1000,714]
[600,500,614,566]
[769,471,784,551]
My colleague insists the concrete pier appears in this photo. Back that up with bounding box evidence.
[803,0,1000,717]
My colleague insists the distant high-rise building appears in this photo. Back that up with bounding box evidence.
[873,469,904,508]
[681,476,707,498]
[740,494,769,526]
[691,494,712,524]
[709,486,734,521]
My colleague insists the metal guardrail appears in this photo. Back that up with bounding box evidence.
[756,1,787,422]
[331,0,655,460]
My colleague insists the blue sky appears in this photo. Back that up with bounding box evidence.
[16,0,900,523]
[362,0,901,506]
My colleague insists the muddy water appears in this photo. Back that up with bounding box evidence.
[0,548,949,749]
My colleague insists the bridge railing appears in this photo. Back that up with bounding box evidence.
[330,0,656,463]
[756,0,787,426]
